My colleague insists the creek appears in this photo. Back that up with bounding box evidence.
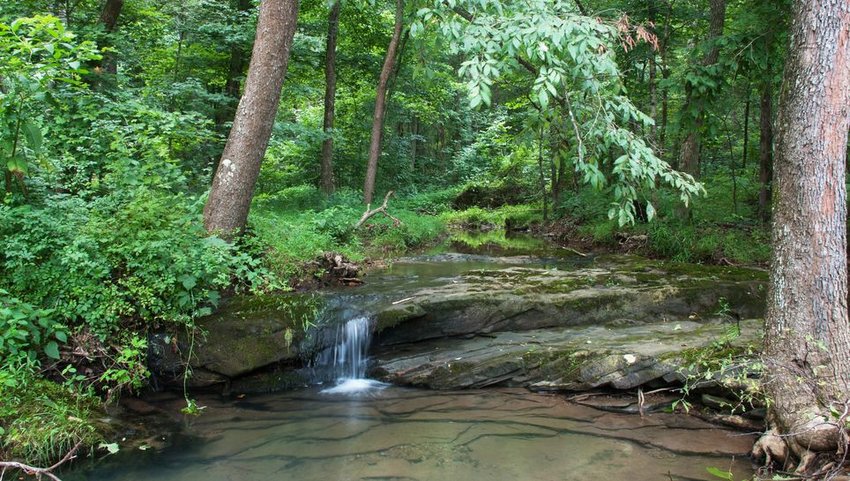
[70,233,763,481]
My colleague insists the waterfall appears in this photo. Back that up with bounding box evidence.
[315,316,385,393]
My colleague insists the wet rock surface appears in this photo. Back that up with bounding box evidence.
[372,256,765,346]
[149,251,766,395]
[371,318,761,390]
[369,254,765,391]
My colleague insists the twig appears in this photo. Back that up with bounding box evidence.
[560,246,588,257]
[0,441,82,481]
[355,191,401,228]
[392,297,414,305]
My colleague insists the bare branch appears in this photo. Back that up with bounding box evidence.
[355,191,401,228]
[0,441,82,481]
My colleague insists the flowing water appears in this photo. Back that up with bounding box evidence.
[68,236,757,481]
[315,316,386,394]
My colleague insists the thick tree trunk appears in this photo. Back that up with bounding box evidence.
[320,0,341,195]
[203,0,299,238]
[363,0,404,205]
[676,0,725,177]
[757,83,773,222]
[755,0,850,474]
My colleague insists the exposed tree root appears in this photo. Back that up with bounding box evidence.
[753,417,850,480]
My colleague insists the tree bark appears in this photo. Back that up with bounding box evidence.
[676,0,725,178]
[97,0,124,75]
[755,0,850,473]
[648,53,658,146]
[203,0,299,238]
[320,0,341,195]
[215,0,254,128]
[363,0,404,205]
[757,83,773,222]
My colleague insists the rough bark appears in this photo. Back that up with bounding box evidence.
[755,0,850,474]
[320,0,341,195]
[757,83,773,222]
[363,0,404,205]
[676,0,725,177]
[203,0,299,238]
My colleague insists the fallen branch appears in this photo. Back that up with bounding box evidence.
[0,441,81,481]
[560,246,588,257]
[354,190,401,228]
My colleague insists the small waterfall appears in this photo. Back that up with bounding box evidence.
[315,316,385,393]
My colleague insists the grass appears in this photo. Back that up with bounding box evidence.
[249,186,448,280]
[0,365,102,465]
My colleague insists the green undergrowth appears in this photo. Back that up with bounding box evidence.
[0,361,102,465]
[250,186,448,279]
[557,172,771,265]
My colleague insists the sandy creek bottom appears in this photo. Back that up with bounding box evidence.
[68,387,755,481]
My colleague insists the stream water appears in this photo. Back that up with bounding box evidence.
[68,234,757,481]
[68,387,755,481]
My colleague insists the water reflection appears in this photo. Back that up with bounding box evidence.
[69,388,754,481]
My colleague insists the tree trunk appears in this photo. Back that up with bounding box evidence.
[757,83,773,222]
[320,0,341,195]
[363,0,404,205]
[676,0,726,178]
[658,1,673,149]
[742,90,750,169]
[755,0,850,474]
[203,0,299,238]
[97,0,124,75]
[648,53,658,146]
[215,0,253,128]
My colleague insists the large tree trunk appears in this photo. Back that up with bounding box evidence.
[676,0,725,177]
[319,0,341,195]
[203,0,299,238]
[757,83,773,222]
[755,0,850,474]
[363,0,404,205]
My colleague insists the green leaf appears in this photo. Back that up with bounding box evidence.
[54,330,67,343]
[646,202,656,222]
[6,155,28,175]
[99,442,120,455]
[705,466,734,481]
[178,274,197,291]
[22,122,42,153]
[44,341,60,359]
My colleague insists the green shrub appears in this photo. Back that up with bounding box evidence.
[0,190,277,336]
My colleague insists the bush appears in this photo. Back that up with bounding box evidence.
[0,190,277,336]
